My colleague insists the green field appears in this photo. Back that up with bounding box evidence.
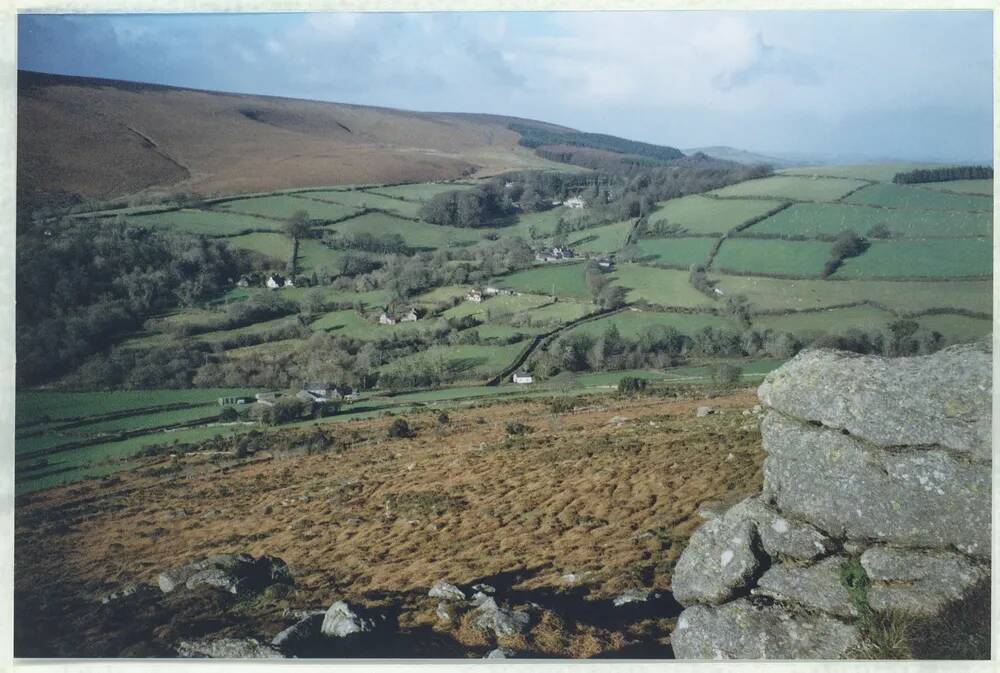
[711,175,868,202]
[329,212,482,249]
[442,293,553,320]
[568,220,633,253]
[915,313,993,343]
[647,195,785,235]
[563,309,736,339]
[780,164,938,182]
[304,189,424,218]
[129,209,276,236]
[225,232,294,262]
[611,264,713,308]
[310,309,432,339]
[219,285,392,310]
[521,299,598,325]
[917,179,992,195]
[498,263,590,299]
[296,240,357,274]
[500,207,578,240]
[633,237,717,267]
[752,305,896,336]
[845,183,992,212]
[710,272,992,315]
[713,238,831,277]
[382,342,525,381]
[368,182,474,201]
[833,239,992,279]
[215,195,359,221]
[745,202,991,239]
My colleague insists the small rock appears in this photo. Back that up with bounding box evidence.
[185,568,247,595]
[320,601,377,638]
[100,583,147,604]
[725,452,735,462]
[485,647,515,658]
[742,409,752,416]
[696,406,714,418]
[613,588,653,606]
[609,415,630,425]
[561,573,579,584]
[752,405,762,414]
[272,613,323,651]
[428,580,466,601]
[471,583,495,594]
[435,601,453,623]
[470,597,530,637]
[176,637,284,659]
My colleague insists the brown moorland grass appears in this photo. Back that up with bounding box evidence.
[18,71,570,200]
[15,390,763,658]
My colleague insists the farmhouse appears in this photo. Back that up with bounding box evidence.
[218,395,253,406]
[512,371,534,384]
[483,286,500,296]
[379,307,421,325]
[565,195,586,209]
[597,257,615,270]
[536,246,576,263]
[378,312,397,325]
[466,290,483,303]
[399,308,420,323]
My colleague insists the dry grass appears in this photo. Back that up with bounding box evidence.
[15,390,764,657]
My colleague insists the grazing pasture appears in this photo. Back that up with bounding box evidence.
[917,179,993,196]
[751,305,896,336]
[844,183,992,211]
[128,208,275,236]
[311,309,429,339]
[833,238,992,279]
[710,175,868,202]
[367,182,475,201]
[744,202,990,239]
[303,189,424,218]
[710,273,992,315]
[712,238,831,277]
[382,342,525,380]
[915,313,993,343]
[225,232,294,262]
[500,207,576,240]
[780,163,937,182]
[633,237,716,267]
[568,220,634,253]
[611,264,713,308]
[442,293,553,320]
[563,309,736,339]
[329,212,482,249]
[214,195,358,221]
[646,195,784,235]
[498,263,590,299]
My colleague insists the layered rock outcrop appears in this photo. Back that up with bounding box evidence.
[671,341,992,660]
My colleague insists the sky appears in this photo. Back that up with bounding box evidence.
[17,11,994,163]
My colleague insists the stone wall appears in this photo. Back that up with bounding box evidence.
[670,341,992,659]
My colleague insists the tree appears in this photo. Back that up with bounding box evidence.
[598,284,628,310]
[618,376,647,396]
[709,363,743,385]
[283,210,312,241]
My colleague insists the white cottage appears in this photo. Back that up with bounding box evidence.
[512,371,534,384]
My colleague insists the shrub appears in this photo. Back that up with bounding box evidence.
[618,376,648,396]
[387,418,414,439]
[437,412,450,425]
[709,363,743,385]
[505,421,530,436]
[548,397,577,413]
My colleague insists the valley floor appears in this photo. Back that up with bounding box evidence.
[15,389,763,658]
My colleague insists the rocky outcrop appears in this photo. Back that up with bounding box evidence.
[671,342,992,660]
[158,553,293,596]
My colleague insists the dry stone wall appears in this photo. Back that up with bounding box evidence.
[670,340,992,660]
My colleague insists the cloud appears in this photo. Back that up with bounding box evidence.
[16,11,993,161]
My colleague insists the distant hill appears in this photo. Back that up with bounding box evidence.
[683,146,801,168]
[17,70,575,202]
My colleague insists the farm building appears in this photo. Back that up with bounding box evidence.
[536,246,576,263]
[254,391,278,406]
[597,257,615,270]
[218,395,253,406]
[265,273,294,290]
[378,312,397,325]
[379,307,421,324]
[565,196,586,209]
[399,308,420,323]
[512,371,534,384]
[466,290,483,303]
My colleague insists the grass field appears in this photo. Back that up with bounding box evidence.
[225,232,294,262]
[844,183,993,211]
[563,309,737,339]
[442,293,553,321]
[711,175,868,202]
[329,212,482,249]
[219,286,393,310]
[521,299,598,325]
[568,220,633,253]
[196,315,303,346]
[215,195,359,221]
[129,209,277,236]
[713,238,831,277]
[646,195,785,235]
[367,182,474,202]
[304,189,424,218]
[710,273,992,314]
[633,237,717,267]
[917,179,993,196]
[915,313,993,343]
[833,239,992,279]
[611,264,713,308]
[296,240,356,275]
[499,207,577,240]
[382,342,526,380]
[310,309,431,339]
[498,263,590,299]
[780,163,938,182]
[751,305,896,336]
[744,202,991,239]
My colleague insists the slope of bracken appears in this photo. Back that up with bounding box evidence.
[18,70,570,200]
[15,390,764,658]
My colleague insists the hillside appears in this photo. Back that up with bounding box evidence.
[683,146,800,168]
[17,70,574,201]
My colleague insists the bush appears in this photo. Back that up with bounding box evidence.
[437,412,450,425]
[505,421,530,436]
[618,376,648,396]
[709,363,743,385]
[387,418,414,439]
[548,397,578,413]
